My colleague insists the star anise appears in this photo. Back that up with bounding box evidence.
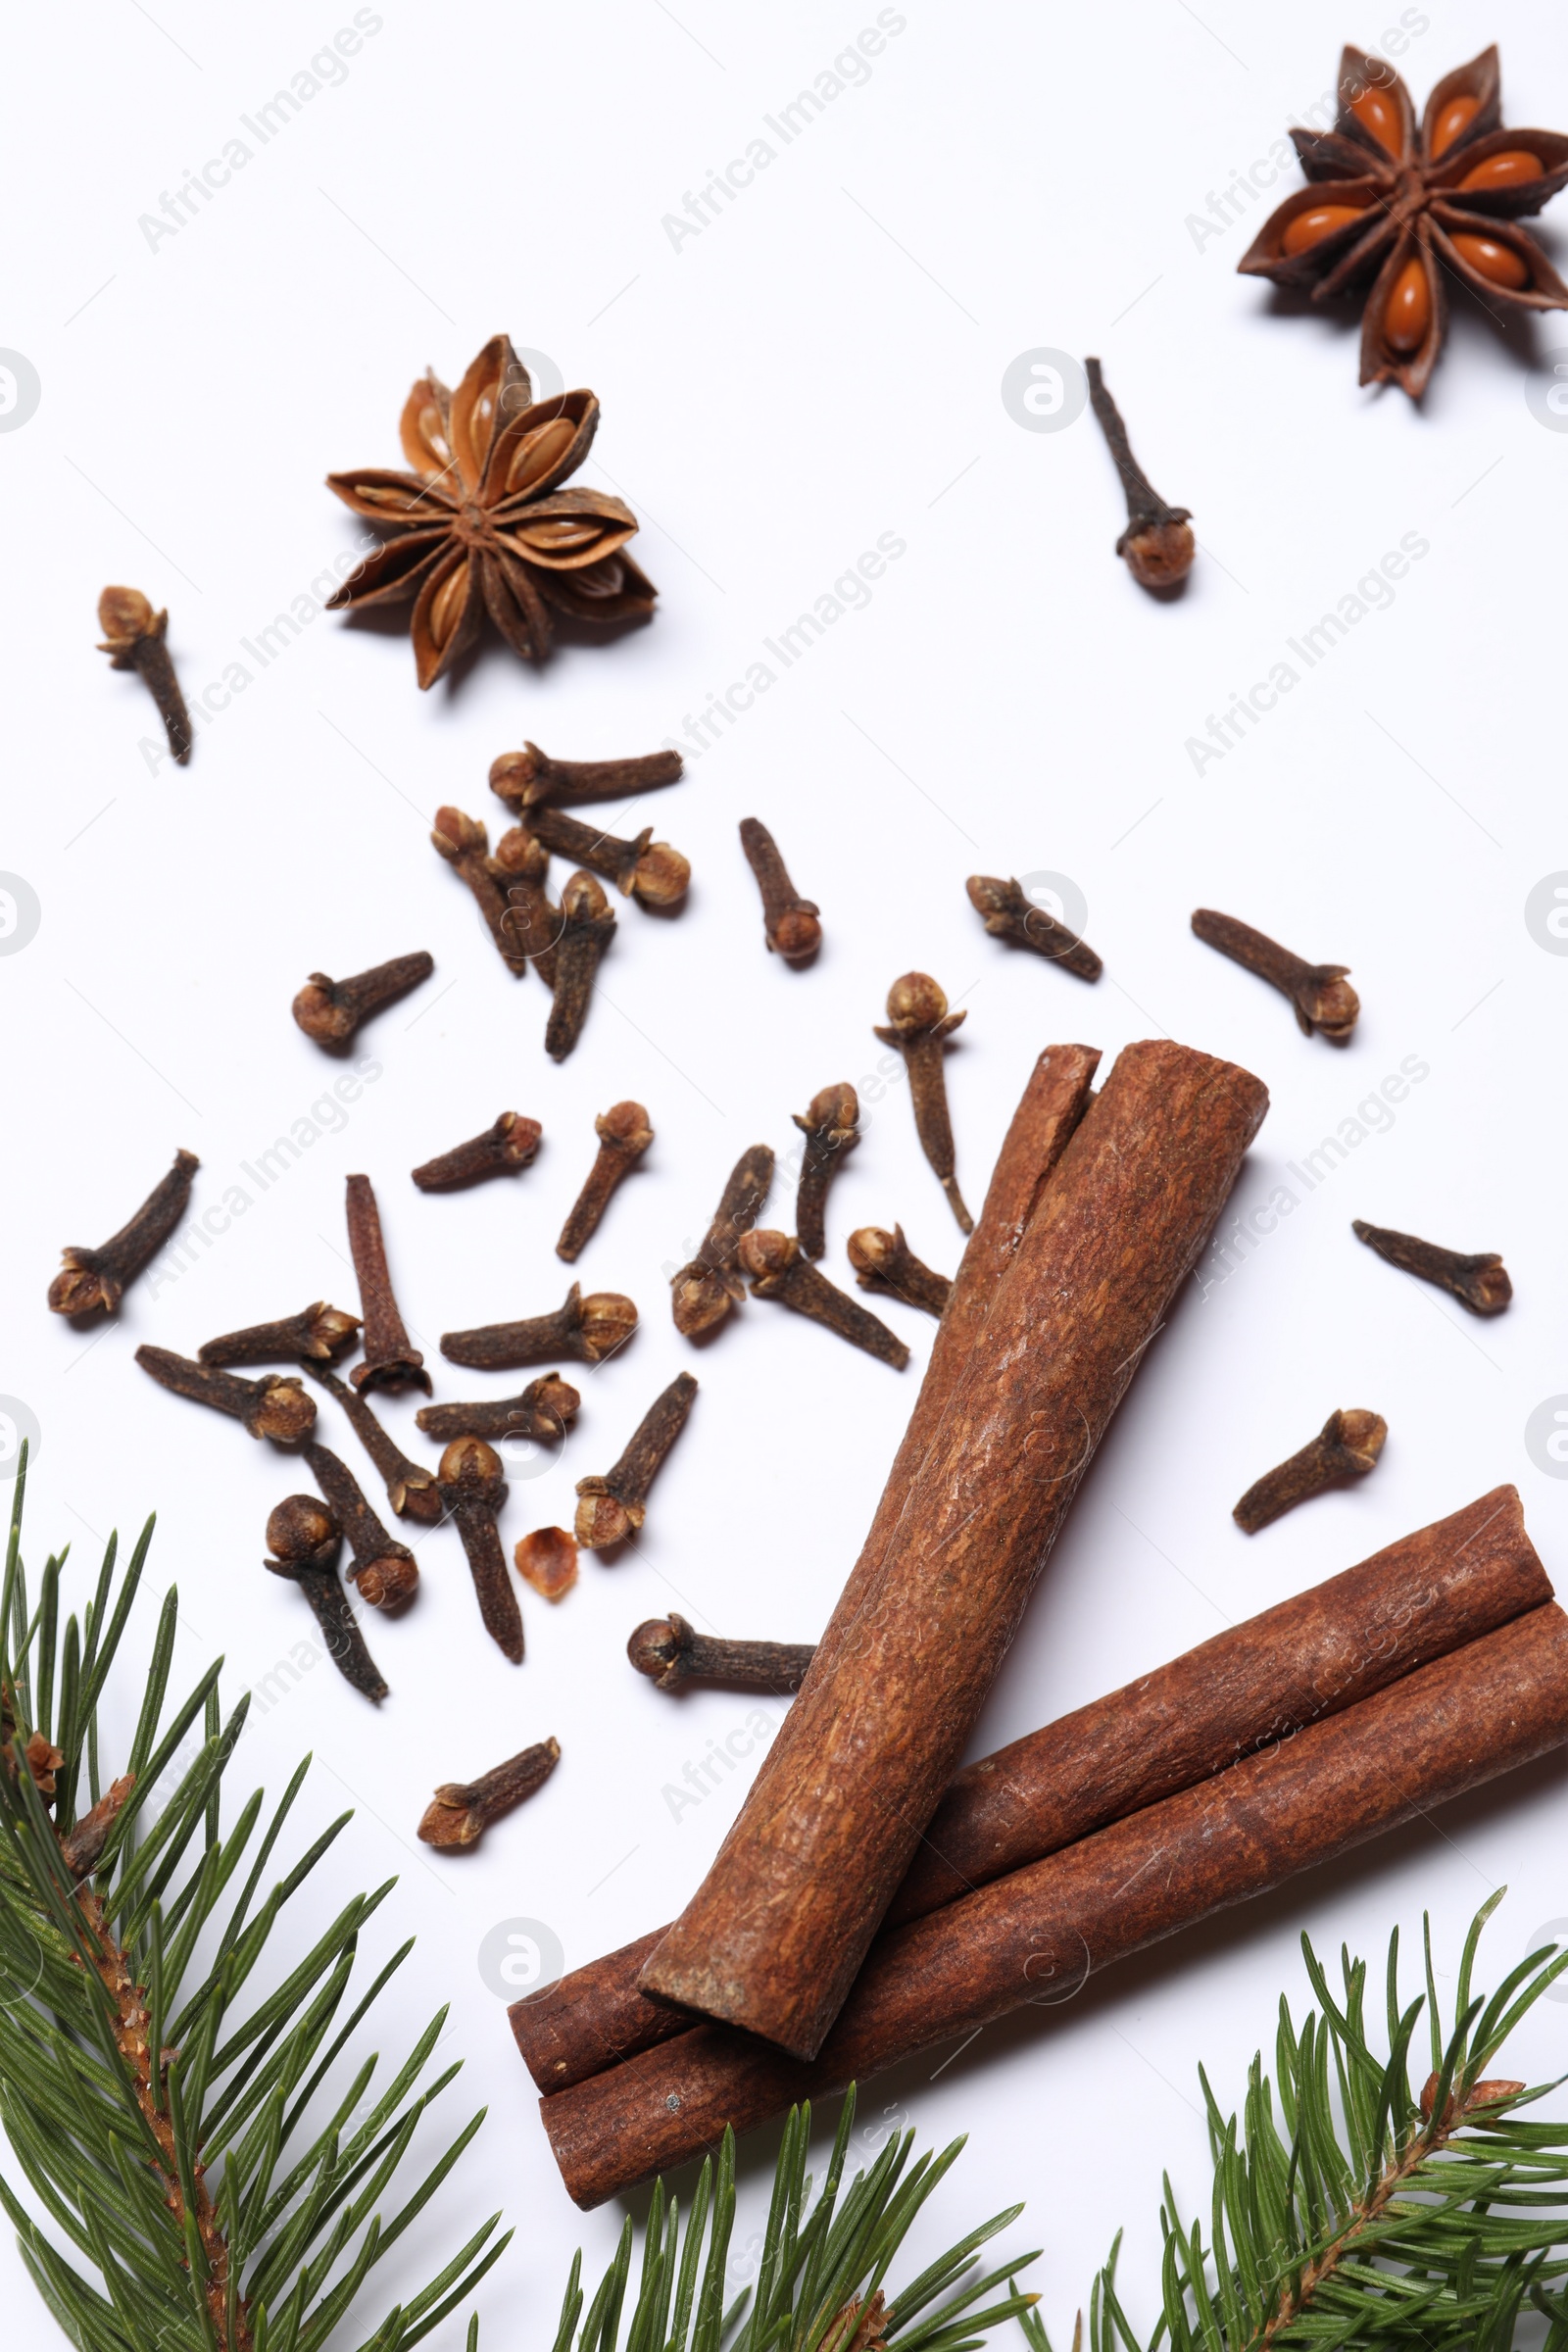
[324,335,657,686]
[1240,45,1568,397]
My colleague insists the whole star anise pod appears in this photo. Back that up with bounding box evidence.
[1240,45,1568,397]
[324,335,657,686]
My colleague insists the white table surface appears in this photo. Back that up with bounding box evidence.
[5,2,1568,2342]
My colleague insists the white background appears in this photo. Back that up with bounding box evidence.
[4,1,1568,2343]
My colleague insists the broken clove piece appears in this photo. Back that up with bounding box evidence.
[305,1441,418,1611]
[293,952,433,1048]
[1352,1219,1512,1317]
[345,1173,429,1394]
[628,1612,816,1694]
[490,742,683,812]
[1084,358,1195,591]
[264,1495,387,1701]
[875,973,972,1234]
[417,1737,560,1848]
[671,1144,774,1338]
[545,871,616,1061]
[1192,909,1358,1043]
[847,1225,952,1317]
[48,1148,199,1318]
[489,826,562,988]
[528,806,690,910]
[304,1363,442,1523]
[793,1084,859,1261]
[416,1372,580,1446]
[514,1526,579,1601]
[739,817,820,962]
[437,1438,520,1662]
[966,875,1102,982]
[1233,1408,1388,1535]
[136,1347,316,1444]
[442,1284,636,1371]
[97,586,192,764]
[431,806,527,975]
[557,1102,653,1261]
[574,1371,698,1550]
[412,1110,542,1193]
[736,1232,909,1369]
[199,1301,361,1367]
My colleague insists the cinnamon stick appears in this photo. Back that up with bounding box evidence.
[513,1485,1545,2095]
[542,1598,1568,2206]
[641,1039,1268,2059]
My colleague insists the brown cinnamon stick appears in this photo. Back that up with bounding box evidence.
[542,1598,1568,2206]
[641,1039,1267,2059]
[513,1484,1545,2094]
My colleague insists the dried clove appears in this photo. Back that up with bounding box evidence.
[431,807,528,975]
[628,1612,816,1694]
[514,1526,579,1601]
[293,952,433,1048]
[527,805,690,910]
[489,826,562,988]
[793,1084,859,1261]
[557,1102,653,1262]
[436,1438,520,1661]
[1352,1219,1512,1316]
[1192,908,1358,1043]
[1233,1408,1388,1534]
[736,1232,909,1369]
[412,1110,542,1193]
[490,742,683,812]
[574,1372,698,1550]
[1084,359,1195,591]
[965,875,1102,981]
[305,1441,419,1611]
[442,1284,637,1371]
[545,872,616,1060]
[738,817,820,962]
[199,1300,361,1367]
[416,1372,580,1445]
[136,1347,317,1444]
[671,1144,775,1338]
[345,1172,429,1393]
[263,1495,387,1701]
[304,1362,443,1522]
[48,1148,199,1318]
[875,973,972,1234]
[847,1225,953,1317]
[417,1736,560,1848]
[97,586,192,764]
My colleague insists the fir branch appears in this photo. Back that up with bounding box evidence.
[0,1446,509,2351]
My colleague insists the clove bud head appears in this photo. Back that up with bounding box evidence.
[489,747,544,807]
[772,904,822,962]
[251,1381,318,1445]
[1295,966,1359,1043]
[1119,517,1196,590]
[48,1261,120,1318]
[265,1495,341,1575]
[846,1227,899,1278]
[350,1552,419,1611]
[97,585,158,645]
[577,1292,639,1360]
[493,823,551,883]
[736,1229,799,1288]
[292,974,357,1045]
[438,1436,505,1489]
[573,1481,644,1551]
[883,971,959,1035]
[627,1615,684,1680]
[432,804,489,861]
[562,869,612,925]
[633,842,692,908]
[514,1525,578,1600]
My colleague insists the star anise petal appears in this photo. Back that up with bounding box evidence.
[1292,126,1391,183]
[533,550,659,626]
[326,530,451,612]
[399,372,456,477]
[411,550,483,689]
[1427,127,1568,217]
[1420,45,1501,162]
[480,551,554,662]
[1360,225,1446,397]
[482,389,600,505]
[325,466,458,526]
[1430,208,1568,308]
[498,491,641,571]
[1237,179,1391,291]
[1337,45,1417,165]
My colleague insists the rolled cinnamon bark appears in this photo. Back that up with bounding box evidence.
[641,1040,1269,2058]
[514,1484,1546,2094]
[544,1598,1568,2206]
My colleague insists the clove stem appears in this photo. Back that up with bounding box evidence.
[418,1737,561,1847]
[1084,357,1195,590]
[574,1373,698,1549]
[489,743,683,811]
[627,1613,815,1693]
[48,1149,200,1318]
[97,587,192,763]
